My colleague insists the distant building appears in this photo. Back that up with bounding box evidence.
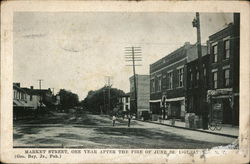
[207,13,240,125]
[31,88,53,108]
[149,42,207,120]
[13,83,33,119]
[21,86,46,109]
[129,74,150,117]
[118,92,130,112]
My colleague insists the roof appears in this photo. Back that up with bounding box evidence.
[129,74,149,80]
[150,43,194,67]
[209,23,234,40]
[21,88,52,95]
[13,84,27,93]
[186,45,208,63]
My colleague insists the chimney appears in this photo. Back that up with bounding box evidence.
[184,42,191,49]
[14,83,20,87]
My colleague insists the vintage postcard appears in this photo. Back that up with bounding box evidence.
[1,0,249,163]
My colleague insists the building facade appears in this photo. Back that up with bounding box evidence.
[121,93,130,112]
[186,54,210,116]
[207,14,240,126]
[22,86,48,110]
[149,42,207,120]
[129,74,150,117]
[13,83,33,119]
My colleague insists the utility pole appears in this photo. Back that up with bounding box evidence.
[193,12,208,129]
[125,46,142,117]
[193,12,203,88]
[38,79,43,112]
[193,13,204,97]
[105,76,112,115]
[103,89,105,114]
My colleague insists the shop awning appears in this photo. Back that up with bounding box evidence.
[149,99,161,103]
[165,97,185,102]
[13,100,23,107]
[13,99,33,108]
[150,97,185,103]
[207,88,233,96]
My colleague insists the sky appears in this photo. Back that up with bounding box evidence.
[13,12,233,100]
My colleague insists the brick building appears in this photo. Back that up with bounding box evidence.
[149,42,207,120]
[186,54,210,115]
[129,74,150,117]
[207,14,240,126]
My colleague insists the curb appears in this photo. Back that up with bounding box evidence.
[136,120,238,138]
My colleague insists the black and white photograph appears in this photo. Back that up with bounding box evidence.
[1,1,249,163]
[12,11,240,149]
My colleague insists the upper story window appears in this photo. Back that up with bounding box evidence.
[203,64,206,76]
[189,68,193,88]
[213,71,218,89]
[224,40,230,59]
[196,71,200,81]
[212,45,218,63]
[156,76,162,92]
[151,79,155,93]
[167,72,173,89]
[178,68,184,87]
[224,69,230,87]
[162,75,166,89]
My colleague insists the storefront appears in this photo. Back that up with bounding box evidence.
[165,97,185,119]
[207,89,239,126]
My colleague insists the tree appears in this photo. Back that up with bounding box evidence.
[58,89,79,112]
[82,86,125,114]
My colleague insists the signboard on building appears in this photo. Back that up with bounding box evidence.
[211,102,223,122]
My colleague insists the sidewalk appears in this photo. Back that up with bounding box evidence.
[143,119,239,138]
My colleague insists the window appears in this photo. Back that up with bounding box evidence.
[157,77,162,92]
[162,75,166,89]
[167,72,173,89]
[203,64,206,76]
[196,71,199,87]
[224,40,230,59]
[178,68,184,87]
[213,45,218,63]
[213,72,218,89]
[224,69,230,87]
[151,79,155,93]
[189,72,193,88]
